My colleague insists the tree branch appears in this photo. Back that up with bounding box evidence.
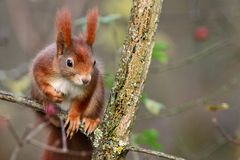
[0,90,67,117]
[92,0,164,159]
[0,90,42,111]
[154,39,232,74]
[127,146,186,160]
[212,117,240,145]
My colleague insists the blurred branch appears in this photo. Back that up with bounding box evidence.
[10,122,49,160]
[161,74,240,117]
[4,116,91,159]
[140,73,240,121]
[7,119,22,146]
[152,39,232,74]
[128,146,186,160]
[197,139,227,160]
[196,116,240,159]
[60,118,68,152]
[0,90,45,113]
[213,117,240,145]
[29,139,91,157]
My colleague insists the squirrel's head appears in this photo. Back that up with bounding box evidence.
[55,8,98,86]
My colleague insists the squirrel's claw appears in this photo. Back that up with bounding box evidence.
[64,114,80,139]
[82,117,100,135]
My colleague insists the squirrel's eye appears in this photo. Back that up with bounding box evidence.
[66,58,73,67]
[93,60,96,67]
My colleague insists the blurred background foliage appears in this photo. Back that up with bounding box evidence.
[1,0,240,159]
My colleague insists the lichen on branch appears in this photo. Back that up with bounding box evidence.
[92,0,164,159]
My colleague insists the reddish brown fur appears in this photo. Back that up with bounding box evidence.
[56,8,72,48]
[73,39,93,74]
[30,7,104,159]
[85,8,98,46]
[31,45,62,103]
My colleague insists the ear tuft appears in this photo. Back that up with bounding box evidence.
[85,7,99,46]
[56,8,72,49]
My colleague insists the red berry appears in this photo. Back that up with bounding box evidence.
[194,26,209,41]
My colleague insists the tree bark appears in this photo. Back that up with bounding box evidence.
[92,0,164,159]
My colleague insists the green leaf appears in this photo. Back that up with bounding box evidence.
[132,129,161,150]
[152,42,169,64]
[153,51,168,64]
[104,73,114,88]
[142,96,165,115]
[99,14,121,24]
[154,42,168,51]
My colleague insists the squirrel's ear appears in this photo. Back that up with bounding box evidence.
[56,8,72,56]
[85,8,99,46]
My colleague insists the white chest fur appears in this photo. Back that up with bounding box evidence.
[50,77,84,111]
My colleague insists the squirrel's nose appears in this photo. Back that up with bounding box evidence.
[82,79,90,85]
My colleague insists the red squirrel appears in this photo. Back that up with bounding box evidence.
[30,7,104,138]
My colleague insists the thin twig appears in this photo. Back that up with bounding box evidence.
[9,122,48,160]
[128,146,186,160]
[0,91,42,111]
[8,123,33,160]
[212,117,240,145]
[9,147,21,160]
[153,39,232,74]
[24,122,49,141]
[60,117,68,151]
[21,123,35,139]
[7,120,22,146]
[139,72,240,121]
[0,90,67,116]
[29,139,91,157]
[8,122,34,160]
[6,117,91,158]
[198,139,227,160]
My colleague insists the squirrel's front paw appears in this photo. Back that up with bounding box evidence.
[82,117,100,134]
[50,90,64,103]
[64,113,80,139]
